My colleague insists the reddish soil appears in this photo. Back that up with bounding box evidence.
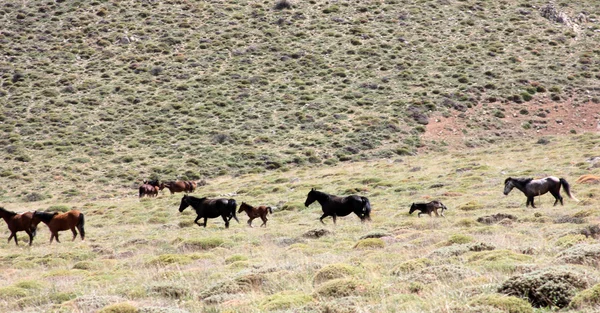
[421,99,600,148]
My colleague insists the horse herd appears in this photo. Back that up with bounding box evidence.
[0,176,578,246]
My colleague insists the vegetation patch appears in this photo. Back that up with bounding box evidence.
[147,254,193,266]
[570,282,600,310]
[314,278,370,298]
[458,201,484,211]
[469,294,533,313]
[556,244,600,265]
[149,284,190,300]
[408,265,477,284]
[392,258,433,275]
[98,302,138,313]
[0,286,29,299]
[498,267,588,308]
[259,291,313,311]
[199,273,266,300]
[555,234,590,248]
[180,237,224,251]
[303,229,332,238]
[477,213,518,224]
[353,238,385,249]
[313,263,359,285]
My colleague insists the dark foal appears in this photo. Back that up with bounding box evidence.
[409,201,448,217]
[238,202,273,227]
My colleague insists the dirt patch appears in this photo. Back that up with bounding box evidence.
[421,99,599,147]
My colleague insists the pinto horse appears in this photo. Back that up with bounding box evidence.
[304,188,372,224]
[31,210,85,243]
[161,181,196,195]
[504,176,579,208]
[0,207,36,246]
[139,183,159,198]
[238,202,273,227]
[178,195,239,228]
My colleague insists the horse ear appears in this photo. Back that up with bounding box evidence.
[311,188,315,191]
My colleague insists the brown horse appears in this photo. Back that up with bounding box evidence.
[504,176,578,208]
[139,183,159,198]
[304,188,372,224]
[409,201,448,217]
[0,207,36,246]
[161,181,197,195]
[31,210,85,243]
[238,202,273,227]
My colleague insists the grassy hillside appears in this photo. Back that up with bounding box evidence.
[0,134,599,313]
[1,0,599,202]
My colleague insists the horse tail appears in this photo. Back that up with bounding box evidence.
[560,178,579,201]
[267,206,273,215]
[139,186,144,198]
[361,197,372,220]
[78,213,85,240]
[228,199,239,223]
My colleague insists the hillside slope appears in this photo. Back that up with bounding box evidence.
[0,0,599,201]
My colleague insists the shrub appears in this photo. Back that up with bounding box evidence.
[313,263,358,285]
[570,283,600,309]
[24,192,45,202]
[149,284,190,299]
[180,237,224,250]
[224,255,248,264]
[353,238,385,249]
[199,273,266,299]
[98,303,138,313]
[274,0,293,10]
[448,234,474,244]
[469,294,533,313]
[498,267,588,308]
[314,279,369,298]
[148,254,192,266]
[555,234,588,248]
[303,229,332,238]
[458,201,483,211]
[477,213,517,224]
[408,264,477,284]
[46,205,71,213]
[260,291,312,311]
[0,286,28,299]
[391,258,434,275]
[556,244,600,265]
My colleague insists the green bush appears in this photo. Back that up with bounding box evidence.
[556,244,600,265]
[313,263,358,285]
[98,303,138,313]
[260,291,312,311]
[353,238,385,249]
[570,283,600,309]
[392,258,433,275]
[180,237,224,250]
[498,267,588,308]
[314,279,369,298]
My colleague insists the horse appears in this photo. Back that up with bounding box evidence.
[31,210,85,243]
[238,202,273,227]
[409,201,448,217]
[139,183,159,198]
[178,195,239,228]
[503,176,579,208]
[0,207,37,246]
[161,181,196,195]
[304,188,372,224]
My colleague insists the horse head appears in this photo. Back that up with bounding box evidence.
[238,202,249,213]
[304,188,317,207]
[503,178,514,195]
[409,203,416,214]
[178,195,190,212]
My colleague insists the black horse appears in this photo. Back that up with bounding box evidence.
[504,176,578,208]
[304,188,372,224]
[178,195,239,228]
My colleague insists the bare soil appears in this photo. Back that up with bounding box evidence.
[422,99,600,147]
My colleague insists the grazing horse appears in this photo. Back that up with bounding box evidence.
[409,201,448,217]
[238,202,273,227]
[31,210,85,243]
[178,195,239,228]
[0,207,36,246]
[304,188,372,224]
[139,183,159,198]
[161,181,196,195]
[503,176,579,208]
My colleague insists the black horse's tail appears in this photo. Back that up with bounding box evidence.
[267,206,273,214]
[77,213,85,240]
[560,178,579,201]
[139,186,144,198]
[361,197,372,221]
[228,199,239,223]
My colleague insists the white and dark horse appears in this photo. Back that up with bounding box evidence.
[503,176,578,208]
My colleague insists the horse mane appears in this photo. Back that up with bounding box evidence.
[34,211,59,223]
[0,207,17,216]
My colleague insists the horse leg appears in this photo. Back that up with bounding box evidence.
[9,232,18,246]
[260,216,268,227]
[222,215,229,228]
[71,227,77,241]
[319,213,329,224]
[193,215,202,227]
[417,212,422,218]
[433,209,439,217]
[332,214,337,225]
[26,230,33,246]
[55,233,60,243]
[203,217,208,227]
[247,218,253,227]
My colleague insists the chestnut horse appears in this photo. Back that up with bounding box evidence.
[504,176,578,208]
[238,202,273,227]
[178,195,238,228]
[304,188,372,224]
[161,181,197,195]
[32,210,85,243]
[0,207,36,246]
[409,201,448,217]
[139,184,159,198]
